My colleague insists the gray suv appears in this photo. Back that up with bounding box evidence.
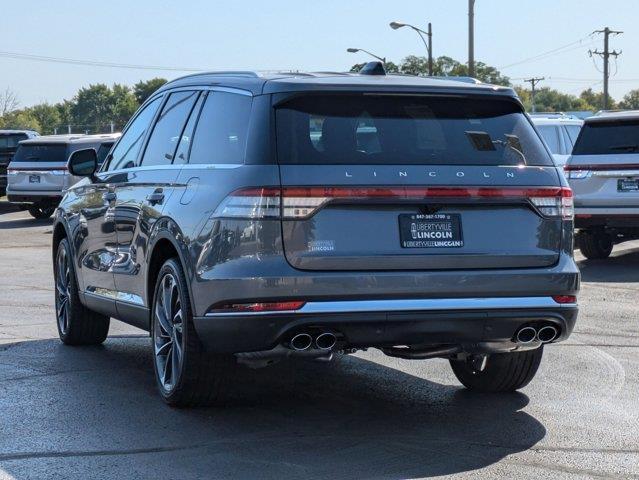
[566,111,639,258]
[52,65,579,406]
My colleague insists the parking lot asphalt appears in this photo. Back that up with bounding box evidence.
[0,201,637,480]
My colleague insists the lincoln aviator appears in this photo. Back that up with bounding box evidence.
[52,65,579,406]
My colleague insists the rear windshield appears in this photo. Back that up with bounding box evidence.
[275,94,553,166]
[572,121,639,155]
[0,134,28,150]
[12,144,68,163]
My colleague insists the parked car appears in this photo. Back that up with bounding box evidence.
[52,66,579,406]
[7,133,120,218]
[565,110,639,259]
[0,130,39,196]
[530,114,583,167]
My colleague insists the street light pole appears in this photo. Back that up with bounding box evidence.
[346,48,386,64]
[389,21,433,76]
[468,0,475,78]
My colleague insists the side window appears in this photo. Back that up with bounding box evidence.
[107,97,161,171]
[536,125,560,155]
[141,91,199,167]
[189,92,252,165]
[173,93,205,165]
[96,142,114,165]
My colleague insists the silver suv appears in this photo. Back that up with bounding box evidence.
[566,111,639,258]
[530,114,583,168]
[7,133,120,218]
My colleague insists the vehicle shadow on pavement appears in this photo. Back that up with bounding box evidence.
[0,217,53,230]
[0,337,546,479]
[578,247,639,283]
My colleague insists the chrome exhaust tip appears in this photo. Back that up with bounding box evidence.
[290,333,313,351]
[315,332,337,350]
[516,326,537,344]
[537,325,558,343]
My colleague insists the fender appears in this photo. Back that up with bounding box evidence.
[146,216,197,316]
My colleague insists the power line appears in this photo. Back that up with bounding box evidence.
[498,34,596,70]
[0,50,204,72]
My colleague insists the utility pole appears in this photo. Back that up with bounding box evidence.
[590,27,622,110]
[427,22,433,76]
[468,0,475,78]
[524,77,545,113]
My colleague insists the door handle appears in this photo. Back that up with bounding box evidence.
[103,191,117,203]
[146,190,165,205]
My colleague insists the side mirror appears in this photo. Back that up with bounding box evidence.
[68,148,98,178]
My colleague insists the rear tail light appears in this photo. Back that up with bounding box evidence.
[529,187,573,220]
[552,295,577,304]
[213,187,280,219]
[211,301,306,314]
[213,186,574,220]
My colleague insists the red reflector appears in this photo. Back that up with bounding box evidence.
[217,301,306,313]
[281,186,568,199]
[575,214,592,218]
[552,295,577,304]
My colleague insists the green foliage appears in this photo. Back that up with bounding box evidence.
[0,78,167,134]
[134,78,167,104]
[619,89,639,110]
[351,55,510,85]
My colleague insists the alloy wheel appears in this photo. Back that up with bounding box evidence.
[55,246,71,335]
[153,273,184,392]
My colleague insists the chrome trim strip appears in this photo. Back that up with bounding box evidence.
[592,170,639,177]
[204,297,576,317]
[97,163,241,177]
[85,287,144,306]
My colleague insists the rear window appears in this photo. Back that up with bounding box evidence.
[572,121,639,155]
[275,94,553,166]
[0,134,28,150]
[12,144,68,163]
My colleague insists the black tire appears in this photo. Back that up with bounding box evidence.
[579,231,613,259]
[28,205,55,219]
[151,258,235,407]
[449,347,544,393]
[54,238,110,345]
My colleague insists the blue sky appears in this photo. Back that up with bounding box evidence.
[3,0,639,106]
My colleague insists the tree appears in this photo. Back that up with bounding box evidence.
[134,78,167,104]
[0,110,41,131]
[618,89,639,110]
[72,84,114,131]
[580,88,616,111]
[0,87,19,116]
[514,86,592,113]
[350,55,510,86]
[28,104,62,135]
[111,84,138,127]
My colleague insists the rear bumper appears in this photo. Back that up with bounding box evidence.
[193,297,578,354]
[6,188,63,205]
[575,206,639,229]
